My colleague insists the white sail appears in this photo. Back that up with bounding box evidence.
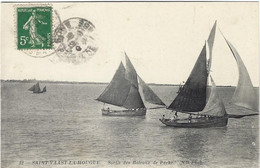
[224,39,259,111]
[200,76,226,117]
[207,21,217,73]
[206,21,217,102]
[205,41,211,102]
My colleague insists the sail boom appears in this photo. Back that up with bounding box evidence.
[148,106,166,109]
[95,98,124,108]
[166,107,202,113]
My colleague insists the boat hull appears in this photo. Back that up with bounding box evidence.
[33,91,45,93]
[102,109,146,116]
[159,116,228,128]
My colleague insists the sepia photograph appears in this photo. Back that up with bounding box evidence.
[1,2,259,168]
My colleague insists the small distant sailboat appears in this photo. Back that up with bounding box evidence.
[28,82,46,93]
[96,53,165,116]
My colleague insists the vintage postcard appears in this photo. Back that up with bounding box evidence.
[1,2,259,168]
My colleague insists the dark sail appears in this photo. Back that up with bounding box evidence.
[123,85,145,109]
[125,53,139,88]
[34,82,41,93]
[138,76,165,106]
[96,62,131,106]
[123,54,145,109]
[97,54,145,109]
[28,85,35,91]
[42,86,47,92]
[167,44,208,112]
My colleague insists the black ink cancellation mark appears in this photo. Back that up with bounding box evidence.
[52,17,98,64]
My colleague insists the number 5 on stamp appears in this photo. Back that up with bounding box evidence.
[17,6,52,49]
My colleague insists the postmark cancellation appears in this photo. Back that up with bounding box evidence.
[15,5,98,62]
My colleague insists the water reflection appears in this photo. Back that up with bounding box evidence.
[97,116,146,159]
[171,128,227,166]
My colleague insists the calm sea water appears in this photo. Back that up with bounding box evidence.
[1,82,259,168]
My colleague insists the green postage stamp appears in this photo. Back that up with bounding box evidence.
[17,6,52,49]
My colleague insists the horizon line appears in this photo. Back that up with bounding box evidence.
[1,79,252,88]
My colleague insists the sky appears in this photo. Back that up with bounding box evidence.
[1,2,259,86]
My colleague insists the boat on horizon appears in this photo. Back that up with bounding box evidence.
[160,21,258,128]
[28,82,46,93]
[96,53,165,116]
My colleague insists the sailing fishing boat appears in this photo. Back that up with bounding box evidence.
[160,21,229,128]
[28,82,46,93]
[96,53,165,116]
[160,21,259,127]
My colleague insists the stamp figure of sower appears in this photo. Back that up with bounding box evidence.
[23,10,47,48]
[17,7,52,50]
